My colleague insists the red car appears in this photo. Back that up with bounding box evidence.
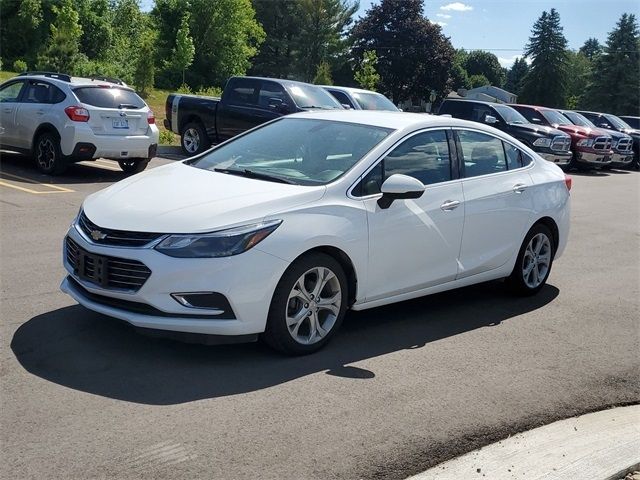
[510,104,614,170]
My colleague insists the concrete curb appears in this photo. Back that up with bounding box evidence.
[407,405,640,480]
[156,145,185,161]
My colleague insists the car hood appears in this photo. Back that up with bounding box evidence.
[554,124,605,137]
[508,122,568,137]
[83,162,326,233]
[622,128,640,138]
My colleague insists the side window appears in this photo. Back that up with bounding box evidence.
[471,105,493,123]
[258,81,289,109]
[328,90,354,109]
[22,81,66,104]
[384,130,452,185]
[503,142,523,169]
[225,80,259,105]
[520,108,545,124]
[457,130,507,177]
[439,101,471,118]
[0,81,25,102]
[356,162,384,196]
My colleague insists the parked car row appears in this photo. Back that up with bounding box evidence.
[0,71,159,174]
[437,98,639,171]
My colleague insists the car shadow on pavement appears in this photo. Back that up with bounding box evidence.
[11,281,559,405]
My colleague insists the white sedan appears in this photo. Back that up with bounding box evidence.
[61,111,571,354]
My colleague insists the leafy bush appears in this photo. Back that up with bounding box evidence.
[13,59,27,72]
[177,83,192,94]
[159,129,175,145]
[195,86,222,97]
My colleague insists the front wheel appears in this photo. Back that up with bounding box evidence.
[118,158,149,174]
[180,122,210,156]
[263,253,348,355]
[506,223,555,296]
[34,132,67,175]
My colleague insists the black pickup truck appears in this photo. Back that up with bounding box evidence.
[164,76,343,155]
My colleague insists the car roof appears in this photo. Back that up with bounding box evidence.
[320,85,383,96]
[443,98,505,107]
[8,73,130,89]
[510,104,552,112]
[231,76,320,88]
[286,110,487,130]
[619,115,639,119]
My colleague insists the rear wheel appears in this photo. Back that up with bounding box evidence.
[181,121,210,156]
[34,132,67,175]
[506,223,555,296]
[263,253,348,355]
[118,158,149,173]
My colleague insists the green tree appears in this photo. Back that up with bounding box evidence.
[520,8,568,107]
[134,31,156,97]
[579,37,603,61]
[172,12,195,84]
[565,50,591,109]
[313,60,333,84]
[74,0,113,61]
[0,0,46,66]
[354,50,380,91]
[449,49,471,91]
[37,0,84,73]
[469,74,490,88]
[250,0,303,78]
[352,0,455,103]
[504,57,529,96]
[464,50,505,87]
[297,0,358,82]
[584,14,640,115]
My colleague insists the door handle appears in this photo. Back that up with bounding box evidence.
[440,200,461,211]
[513,183,528,194]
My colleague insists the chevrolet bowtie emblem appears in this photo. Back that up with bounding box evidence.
[90,229,107,241]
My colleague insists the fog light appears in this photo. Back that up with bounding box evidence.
[171,292,234,317]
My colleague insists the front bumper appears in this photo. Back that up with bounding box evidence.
[61,123,160,160]
[538,151,572,166]
[611,151,634,166]
[60,226,290,336]
[575,150,612,165]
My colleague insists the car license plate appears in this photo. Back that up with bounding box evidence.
[112,118,129,129]
[75,250,108,287]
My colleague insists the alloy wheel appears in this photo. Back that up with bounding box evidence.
[522,233,551,289]
[285,266,342,345]
[37,138,56,171]
[183,128,200,154]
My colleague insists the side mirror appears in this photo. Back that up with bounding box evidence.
[377,174,425,209]
[485,115,498,125]
[268,98,289,114]
[340,103,353,110]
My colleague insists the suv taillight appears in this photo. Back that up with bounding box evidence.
[65,106,90,122]
[147,110,155,125]
[564,174,572,191]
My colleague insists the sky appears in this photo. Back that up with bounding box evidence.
[140,0,640,68]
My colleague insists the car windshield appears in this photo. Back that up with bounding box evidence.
[542,109,572,126]
[493,105,527,124]
[73,87,145,109]
[352,92,399,111]
[605,114,632,130]
[189,118,393,185]
[562,111,594,127]
[286,84,342,109]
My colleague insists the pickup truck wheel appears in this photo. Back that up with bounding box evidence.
[118,159,149,174]
[181,122,210,156]
[34,132,68,175]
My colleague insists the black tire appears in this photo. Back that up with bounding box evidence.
[506,223,555,296]
[263,252,348,355]
[33,132,67,175]
[180,121,210,156]
[118,158,149,174]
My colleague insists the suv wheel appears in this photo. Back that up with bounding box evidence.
[181,122,210,156]
[263,253,348,355]
[34,132,67,175]
[118,158,149,174]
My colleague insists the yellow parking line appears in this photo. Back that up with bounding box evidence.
[0,172,75,192]
[0,180,72,194]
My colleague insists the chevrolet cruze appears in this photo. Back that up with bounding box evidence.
[61,111,571,354]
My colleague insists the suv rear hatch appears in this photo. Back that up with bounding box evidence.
[73,86,149,136]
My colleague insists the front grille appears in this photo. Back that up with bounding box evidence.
[551,136,571,152]
[616,137,633,153]
[78,210,162,247]
[66,236,151,292]
[593,136,612,150]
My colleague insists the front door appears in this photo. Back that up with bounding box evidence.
[14,80,56,150]
[358,129,465,301]
[0,80,26,148]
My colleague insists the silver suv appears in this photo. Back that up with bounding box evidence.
[0,72,159,174]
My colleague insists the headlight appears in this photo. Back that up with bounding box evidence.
[576,138,594,147]
[155,220,282,258]
[533,138,552,147]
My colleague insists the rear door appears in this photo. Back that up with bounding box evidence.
[73,86,149,136]
[455,128,535,278]
[14,80,65,149]
[0,80,26,147]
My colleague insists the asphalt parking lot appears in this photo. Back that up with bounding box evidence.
[1,153,638,480]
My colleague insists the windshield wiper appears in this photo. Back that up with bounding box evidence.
[213,168,295,184]
[118,103,140,109]
[299,105,332,109]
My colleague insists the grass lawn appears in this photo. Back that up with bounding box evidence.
[0,71,179,145]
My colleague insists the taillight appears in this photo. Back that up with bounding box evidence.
[65,106,90,122]
[147,110,155,125]
[564,174,572,191]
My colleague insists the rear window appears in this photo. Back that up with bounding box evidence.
[73,87,145,109]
